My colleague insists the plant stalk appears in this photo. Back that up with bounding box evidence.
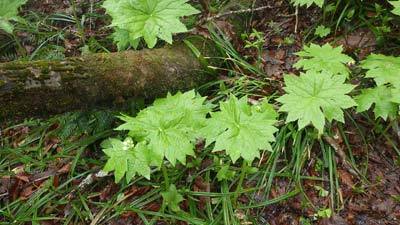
[161,164,170,190]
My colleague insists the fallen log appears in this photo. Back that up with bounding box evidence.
[0,39,215,122]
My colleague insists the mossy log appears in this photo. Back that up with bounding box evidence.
[0,40,214,122]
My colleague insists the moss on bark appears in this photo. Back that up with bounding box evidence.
[0,39,215,122]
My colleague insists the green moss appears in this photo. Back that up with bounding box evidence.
[0,39,215,122]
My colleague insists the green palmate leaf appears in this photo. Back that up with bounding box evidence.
[103,0,199,48]
[389,1,400,16]
[316,208,332,219]
[102,138,151,182]
[291,0,324,8]
[0,0,27,34]
[161,184,184,212]
[314,25,331,38]
[201,96,278,163]
[295,43,354,77]
[277,71,356,134]
[361,54,400,88]
[355,86,398,120]
[117,90,210,167]
[216,165,236,181]
[150,90,211,128]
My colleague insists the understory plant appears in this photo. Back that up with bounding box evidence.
[102,91,279,178]
[279,42,357,135]
[101,91,280,216]
[277,70,356,135]
[103,90,210,183]
[355,54,400,119]
[294,43,354,77]
[97,0,400,217]
[276,43,358,210]
[102,0,199,49]
[202,95,277,163]
[101,40,400,214]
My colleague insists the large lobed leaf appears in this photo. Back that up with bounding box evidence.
[103,0,199,48]
[361,54,400,88]
[117,91,210,167]
[356,54,400,119]
[295,43,354,77]
[355,86,398,120]
[201,95,278,163]
[277,71,357,135]
[102,138,151,183]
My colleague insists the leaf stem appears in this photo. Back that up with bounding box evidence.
[161,164,170,190]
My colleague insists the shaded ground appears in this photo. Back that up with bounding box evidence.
[260,126,400,225]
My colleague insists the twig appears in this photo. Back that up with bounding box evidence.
[278,13,296,18]
[205,5,274,22]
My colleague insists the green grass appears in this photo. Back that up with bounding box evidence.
[0,110,377,224]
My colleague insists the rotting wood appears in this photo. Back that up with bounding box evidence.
[0,38,215,122]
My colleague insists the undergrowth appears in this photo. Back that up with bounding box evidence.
[1,0,400,224]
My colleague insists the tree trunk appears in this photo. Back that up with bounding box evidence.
[0,40,215,122]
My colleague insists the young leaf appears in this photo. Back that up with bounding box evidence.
[201,96,278,163]
[216,165,236,181]
[355,86,398,120]
[316,208,332,218]
[389,1,400,16]
[117,91,210,166]
[277,71,357,135]
[314,25,331,38]
[102,138,151,182]
[161,184,184,212]
[291,0,324,8]
[103,0,199,48]
[295,43,354,77]
[361,54,400,88]
[0,0,27,34]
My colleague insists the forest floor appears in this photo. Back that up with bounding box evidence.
[1,0,400,225]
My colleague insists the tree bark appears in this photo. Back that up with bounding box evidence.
[0,39,214,122]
